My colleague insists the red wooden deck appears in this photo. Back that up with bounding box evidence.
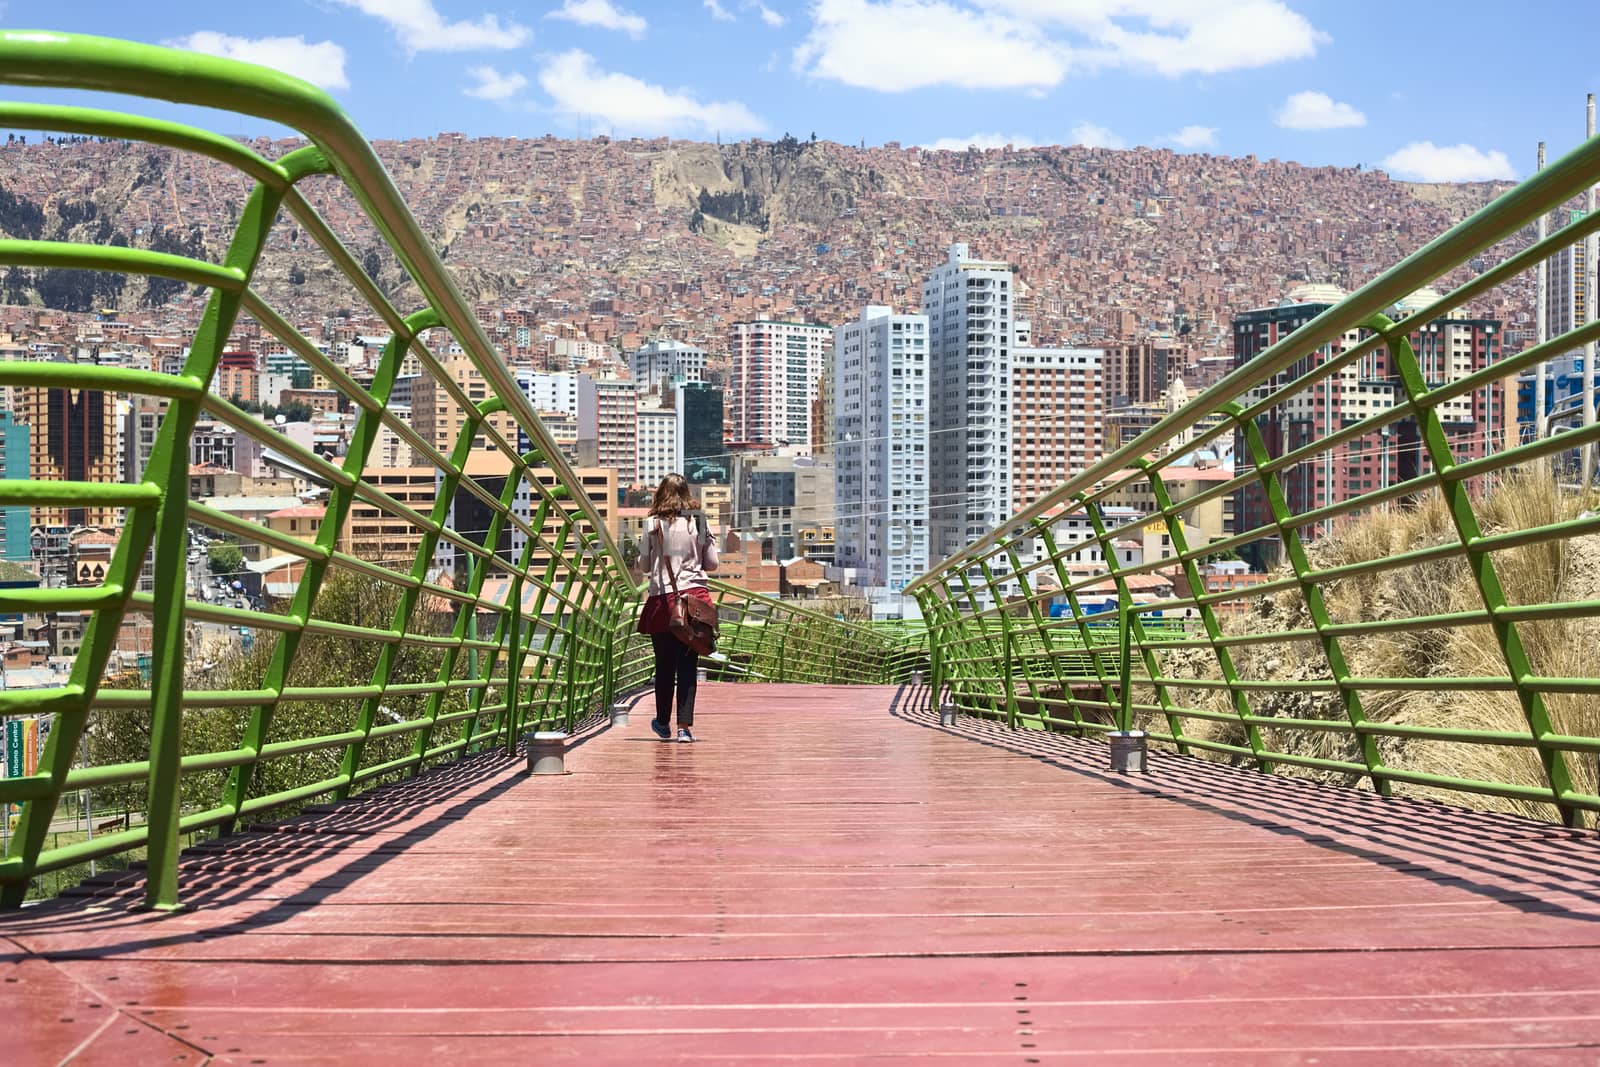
[6,683,1600,1063]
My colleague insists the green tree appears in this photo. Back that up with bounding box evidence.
[89,566,467,826]
[208,542,244,577]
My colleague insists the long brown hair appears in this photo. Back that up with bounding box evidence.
[648,472,699,520]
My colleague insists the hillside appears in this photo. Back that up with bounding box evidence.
[0,133,1529,352]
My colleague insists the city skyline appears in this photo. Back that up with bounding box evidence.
[3,2,1597,182]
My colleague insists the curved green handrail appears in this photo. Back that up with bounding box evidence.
[912,133,1600,827]
[0,31,653,909]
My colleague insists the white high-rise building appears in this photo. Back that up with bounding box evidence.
[517,370,584,417]
[515,370,596,462]
[587,376,638,487]
[921,243,1014,560]
[833,306,930,590]
[630,340,706,397]
[729,318,831,450]
[1547,208,1588,340]
[635,403,681,489]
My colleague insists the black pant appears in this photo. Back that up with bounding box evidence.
[651,632,699,728]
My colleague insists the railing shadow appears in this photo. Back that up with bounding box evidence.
[0,718,608,955]
[890,685,1600,926]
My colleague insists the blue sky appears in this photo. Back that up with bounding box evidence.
[3,1,1597,181]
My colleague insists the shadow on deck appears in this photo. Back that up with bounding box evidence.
[5,683,1600,1063]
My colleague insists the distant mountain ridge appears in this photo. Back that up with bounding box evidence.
[0,134,1523,348]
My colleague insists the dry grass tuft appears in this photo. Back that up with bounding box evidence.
[1161,468,1600,822]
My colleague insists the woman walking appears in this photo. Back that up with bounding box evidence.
[638,473,719,742]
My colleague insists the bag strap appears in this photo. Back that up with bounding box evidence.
[655,520,682,599]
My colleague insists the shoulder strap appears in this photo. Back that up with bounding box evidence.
[655,520,681,596]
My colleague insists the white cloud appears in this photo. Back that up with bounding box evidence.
[166,32,349,90]
[796,0,1324,92]
[331,0,530,53]
[756,3,787,26]
[1381,141,1516,183]
[986,0,1325,77]
[463,65,528,100]
[794,0,1069,92]
[922,132,1038,151]
[1275,90,1365,130]
[704,0,735,19]
[538,49,766,136]
[547,0,648,39]
[1169,124,1217,149]
[1071,121,1125,149]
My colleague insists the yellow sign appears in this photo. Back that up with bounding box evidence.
[75,559,108,584]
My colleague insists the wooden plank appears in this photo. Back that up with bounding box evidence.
[4,683,1600,1061]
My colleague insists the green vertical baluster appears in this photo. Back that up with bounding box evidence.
[1372,315,1580,824]
[413,458,527,769]
[1138,458,1271,770]
[463,489,550,754]
[167,149,330,892]
[934,579,976,711]
[952,569,1001,718]
[334,311,449,799]
[501,571,526,755]
[923,592,944,707]
[975,558,1021,728]
[1001,539,1063,731]
[1033,517,1112,734]
[512,514,572,746]
[1232,402,1385,788]
[1083,501,1188,747]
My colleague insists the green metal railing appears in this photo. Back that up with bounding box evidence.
[702,580,910,684]
[0,32,657,909]
[910,137,1600,828]
[9,26,1599,916]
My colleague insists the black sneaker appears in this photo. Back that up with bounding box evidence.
[677,728,695,744]
[650,718,671,740]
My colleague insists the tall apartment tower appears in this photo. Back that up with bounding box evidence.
[16,386,125,531]
[833,306,930,591]
[515,371,598,467]
[0,409,31,561]
[1547,209,1587,340]
[921,243,1014,560]
[1232,285,1501,569]
[677,382,728,485]
[409,352,519,461]
[587,377,638,487]
[728,318,832,450]
[635,403,680,490]
[1103,339,1186,407]
[630,340,706,397]
[1011,347,1105,511]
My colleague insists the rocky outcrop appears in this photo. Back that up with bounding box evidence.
[657,138,891,250]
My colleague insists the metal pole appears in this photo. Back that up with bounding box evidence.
[81,731,93,878]
[1,715,9,860]
[1536,142,1548,443]
[1118,598,1134,734]
[1584,96,1597,488]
